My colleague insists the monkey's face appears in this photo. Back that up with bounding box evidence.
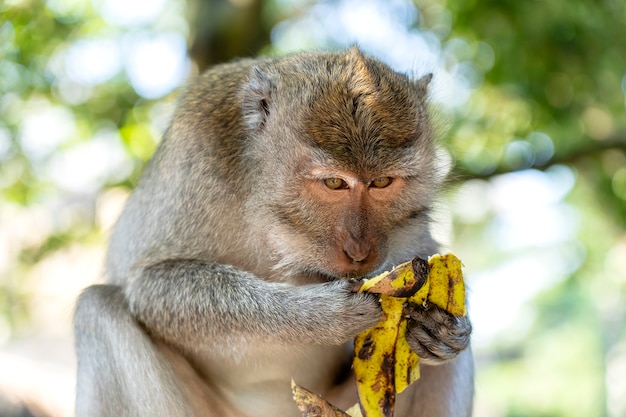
[247,122,439,282]
[300,169,408,278]
[255,152,438,281]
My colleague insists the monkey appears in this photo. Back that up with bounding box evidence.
[74,46,473,417]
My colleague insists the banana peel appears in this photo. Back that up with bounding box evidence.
[292,379,365,417]
[291,380,353,417]
[292,253,466,417]
[353,253,466,417]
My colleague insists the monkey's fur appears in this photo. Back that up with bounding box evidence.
[74,47,473,417]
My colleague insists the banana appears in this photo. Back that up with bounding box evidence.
[291,379,352,417]
[291,379,364,417]
[353,253,466,417]
[425,253,466,316]
[292,254,466,417]
[353,294,405,415]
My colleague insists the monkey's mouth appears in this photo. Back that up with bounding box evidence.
[307,271,340,283]
[318,272,337,282]
[311,270,376,283]
[304,258,385,283]
[303,270,344,283]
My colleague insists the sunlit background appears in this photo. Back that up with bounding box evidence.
[1,0,625,416]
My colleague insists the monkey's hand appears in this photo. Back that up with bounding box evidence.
[405,303,472,365]
[297,280,383,345]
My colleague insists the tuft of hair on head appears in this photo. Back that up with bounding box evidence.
[345,46,379,98]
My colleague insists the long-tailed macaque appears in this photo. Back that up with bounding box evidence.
[74,46,473,417]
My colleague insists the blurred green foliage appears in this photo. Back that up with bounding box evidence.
[443,0,626,194]
[426,1,625,416]
[1,0,148,203]
[0,0,625,416]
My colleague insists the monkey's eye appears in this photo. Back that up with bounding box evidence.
[324,177,349,190]
[370,176,393,188]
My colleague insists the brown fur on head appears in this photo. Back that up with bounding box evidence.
[241,46,440,281]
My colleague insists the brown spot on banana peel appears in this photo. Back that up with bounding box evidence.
[355,347,396,417]
[357,333,375,361]
[441,254,466,317]
[410,257,429,293]
[378,352,395,416]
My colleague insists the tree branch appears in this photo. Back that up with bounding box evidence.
[449,134,626,182]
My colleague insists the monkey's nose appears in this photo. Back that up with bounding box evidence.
[343,239,371,263]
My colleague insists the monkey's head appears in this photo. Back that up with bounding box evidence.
[241,47,442,282]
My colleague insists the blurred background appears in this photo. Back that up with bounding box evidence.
[1,0,625,416]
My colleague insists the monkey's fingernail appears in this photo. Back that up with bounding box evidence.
[349,280,365,293]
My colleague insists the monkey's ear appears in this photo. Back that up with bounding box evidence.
[242,68,276,130]
[414,73,433,96]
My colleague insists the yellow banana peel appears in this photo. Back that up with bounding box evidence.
[353,253,466,417]
[426,253,466,317]
[291,379,352,417]
[353,294,405,415]
[291,378,366,417]
[292,254,466,417]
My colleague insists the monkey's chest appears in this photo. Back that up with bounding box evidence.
[188,343,351,415]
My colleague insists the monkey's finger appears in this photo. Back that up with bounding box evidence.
[407,306,472,346]
[405,303,454,326]
[404,334,457,364]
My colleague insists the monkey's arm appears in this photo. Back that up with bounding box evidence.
[125,259,382,350]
